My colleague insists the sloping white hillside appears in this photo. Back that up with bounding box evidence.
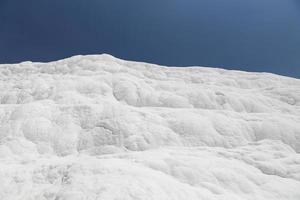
[0,54,299,200]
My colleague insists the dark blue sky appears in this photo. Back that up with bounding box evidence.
[0,0,300,78]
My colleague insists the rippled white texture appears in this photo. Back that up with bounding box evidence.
[0,54,300,200]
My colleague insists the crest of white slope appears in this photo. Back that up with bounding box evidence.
[0,54,300,200]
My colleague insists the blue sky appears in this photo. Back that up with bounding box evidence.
[0,0,299,78]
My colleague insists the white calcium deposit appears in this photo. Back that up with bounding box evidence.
[0,54,300,200]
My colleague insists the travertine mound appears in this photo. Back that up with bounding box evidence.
[0,54,299,200]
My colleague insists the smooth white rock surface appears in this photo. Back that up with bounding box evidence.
[0,54,300,200]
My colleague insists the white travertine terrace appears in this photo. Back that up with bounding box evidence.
[0,54,299,200]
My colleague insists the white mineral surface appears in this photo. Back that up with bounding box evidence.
[0,54,299,200]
